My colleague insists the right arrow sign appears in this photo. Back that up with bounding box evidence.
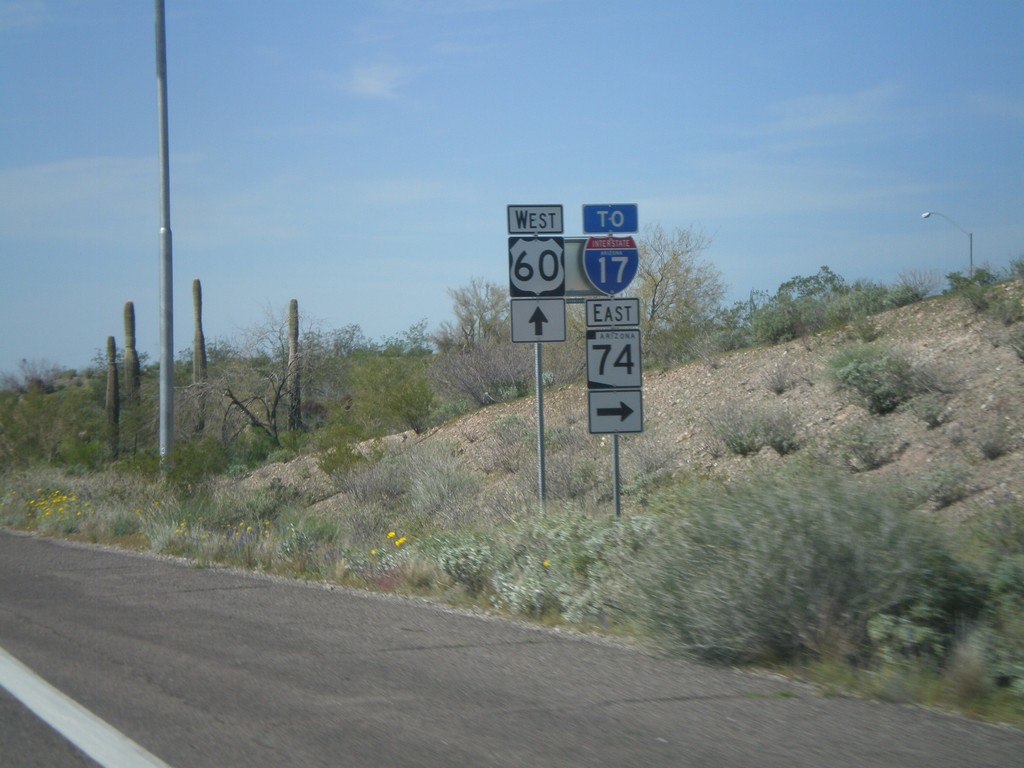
[588,390,643,434]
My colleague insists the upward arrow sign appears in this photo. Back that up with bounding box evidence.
[510,298,566,344]
[528,307,548,335]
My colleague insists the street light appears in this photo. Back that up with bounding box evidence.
[921,211,973,278]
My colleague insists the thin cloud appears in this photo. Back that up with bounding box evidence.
[0,156,152,243]
[0,0,50,31]
[344,64,408,99]
[763,83,902,134]
[970,92,1024,123]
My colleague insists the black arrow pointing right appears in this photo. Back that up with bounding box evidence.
[596,401,634,421]
[528,307,548,336]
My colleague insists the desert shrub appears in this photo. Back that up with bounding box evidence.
[987,291,1023,326]
[910,393,949,429]
[977,417,1013,460]
[966,505,1024,691]
[710,326,752,353]
[760,410,800,455]
[279,522,322,574]
[711,403,799,456]
[428,340,533,407]
[0,380,105,470]
[237,480,303,522]
[485,510,656,624]
[337,450,407,506]
[620,431,679,504]
[825,279,892,328]
[621,430,677,480]
[107,510,142,538]
[476,479,534,523]
[945,268,1001,312]
[428,532,495,596]
[894,269,940,306]
[711,405,763,456]
[348,354,436,435]
[831,422,900,472]
[56,437,106,473]
[401,440,482,527]
[179,482,301,531]
[750,266,849,344]
[681,331,724,369]
[847,314,882,343]
[750,300,803,345]
[762,358,800,395]
[915,466,971,509]
[313,406,367,478]
[485,415,532,474]
[636,466,981,664]
[828,343,921,414]
[1010,326,1024,363]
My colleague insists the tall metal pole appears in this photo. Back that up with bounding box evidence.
[155,0,174,465]
[968,231,973,280]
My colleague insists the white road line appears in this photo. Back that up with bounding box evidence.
[0,645,173,768]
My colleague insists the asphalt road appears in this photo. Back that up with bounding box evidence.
[1,531,1022,767]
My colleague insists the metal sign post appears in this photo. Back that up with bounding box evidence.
[508,206,566,511]
[534,342,546,510]
[612,434,622,519]
[580,204,642,518]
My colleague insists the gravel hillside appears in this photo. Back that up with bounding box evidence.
[240,286,1024,524]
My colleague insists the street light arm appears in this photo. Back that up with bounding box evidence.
[921,211,974,278]
[921,211,971,238]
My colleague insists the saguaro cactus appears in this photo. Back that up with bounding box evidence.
[192,279,208,385]
[287,298,302,431]
[192,279,208,434]
[123,301,141,401]
[105,335,120,458]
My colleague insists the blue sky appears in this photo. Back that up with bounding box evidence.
[2,0,1022,374]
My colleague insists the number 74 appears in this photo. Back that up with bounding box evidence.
[593,343,635,375]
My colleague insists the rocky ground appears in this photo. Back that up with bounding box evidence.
[236,285,1024,526]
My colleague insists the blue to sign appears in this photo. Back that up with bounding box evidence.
[583,236,639,295]
[582,204,638,234]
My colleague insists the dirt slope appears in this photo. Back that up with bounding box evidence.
[244,287,1024,523]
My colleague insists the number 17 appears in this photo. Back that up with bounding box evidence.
[598,255,629,284]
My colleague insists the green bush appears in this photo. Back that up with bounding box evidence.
[430,533,494,596]
[711,404,799,456]
[485,510,655,624]
[828,343,921,414]
[1010,326,1024,363]
[349,355,436,435]
[636,466,981,664]
[910,393,948,429]
[1010,256,1024,282]
[166,438,231,487]
[915,466,971,509]
[988,292,1023,326]
[831,422,900,472]
[945,269,1001,312]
